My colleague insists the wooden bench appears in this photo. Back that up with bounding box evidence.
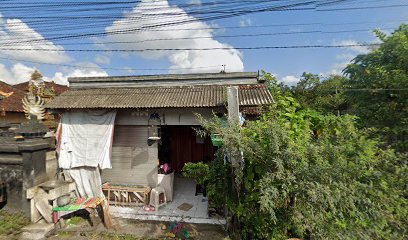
[102,183,151,207]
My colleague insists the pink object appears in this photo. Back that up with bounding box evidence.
[143,205,155,212]
[172,223,183,233]
[163,163,172,174]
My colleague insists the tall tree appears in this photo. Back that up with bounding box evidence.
[344,24,408,151]
[290,73,349,115]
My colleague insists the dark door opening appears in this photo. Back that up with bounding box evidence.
[159,126,215,173]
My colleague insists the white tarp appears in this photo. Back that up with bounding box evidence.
[56,110,116,198]
[64,167,104,198]
[58,110,116,169]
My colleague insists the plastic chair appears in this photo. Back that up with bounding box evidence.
[149,186,167,211]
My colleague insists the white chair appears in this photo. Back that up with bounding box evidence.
[149,186,167,211]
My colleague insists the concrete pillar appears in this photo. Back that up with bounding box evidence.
[0,138,50,216]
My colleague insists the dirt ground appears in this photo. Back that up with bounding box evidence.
[47,217,227,240]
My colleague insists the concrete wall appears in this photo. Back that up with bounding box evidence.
[101,126,158,187]
[0,139,50,216]
[115,107,222,126]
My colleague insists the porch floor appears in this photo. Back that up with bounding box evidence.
[109,176,226,225]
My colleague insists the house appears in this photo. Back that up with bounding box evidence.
[0,80,68,126]
[46,72,273,222]
[0,81,27,124]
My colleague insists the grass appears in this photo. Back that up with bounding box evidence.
[66,216,85,225]
[0,209,30,236]
[85,232,142,240]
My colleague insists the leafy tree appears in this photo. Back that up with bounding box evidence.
[199,78,407,239]
[344,24,408,151]
[289,73,349,115]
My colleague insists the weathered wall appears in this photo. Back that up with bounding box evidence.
[0,139,50,216]
[101,126,158,187]
[115,108,223,126]
[3,112,27,125]
[0,164,23,209]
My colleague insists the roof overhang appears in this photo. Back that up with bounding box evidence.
[46,85,274,110]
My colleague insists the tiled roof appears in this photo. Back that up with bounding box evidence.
[13,81,69,95]
[0,81,19,94]
[46,85,273,109]
[0,82,25,112]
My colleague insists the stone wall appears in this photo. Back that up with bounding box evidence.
[0,138,50,215]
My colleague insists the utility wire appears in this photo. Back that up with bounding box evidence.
[0,28,394,47]
[0,43,381,52]
[0,55,224,71]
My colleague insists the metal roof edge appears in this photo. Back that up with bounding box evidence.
[68,72,258,83]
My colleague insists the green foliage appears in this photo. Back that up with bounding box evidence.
[182,162,209,186]
[0,210,30,236]
[182,159,228,210]
[200,87,408,239]
[290,73,349,115]
[344,24,408,151]
[206,156,228,209]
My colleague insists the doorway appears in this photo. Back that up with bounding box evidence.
[159,126,215,173]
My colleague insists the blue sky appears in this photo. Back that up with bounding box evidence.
[0,0,407,85]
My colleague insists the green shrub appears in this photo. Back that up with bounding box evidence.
[200,95,408,239]
[182,159,227,210]
[182,162,209,186]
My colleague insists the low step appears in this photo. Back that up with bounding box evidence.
[22,223,54,234]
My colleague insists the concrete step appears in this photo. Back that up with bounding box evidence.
[20,232,47,240]
[21,222,54,234]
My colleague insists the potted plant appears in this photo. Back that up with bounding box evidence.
[182,162,209,196]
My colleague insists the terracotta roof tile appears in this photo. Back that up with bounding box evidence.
[13,81,69,95]
[0,82,25,112]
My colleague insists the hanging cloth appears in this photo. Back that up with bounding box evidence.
[58,110,116,169]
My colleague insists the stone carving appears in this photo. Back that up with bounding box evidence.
[23,93,46,120]
[22,70,47,120]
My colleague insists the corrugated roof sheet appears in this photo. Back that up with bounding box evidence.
[46,85,273,109]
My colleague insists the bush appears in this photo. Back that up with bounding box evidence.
[201,95,408,239]
[182,159,227,211]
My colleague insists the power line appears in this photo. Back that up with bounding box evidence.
[0,28,394,47]
[0,55,224,71]
[0,43,381,52]
[1,28,395,47]
[318,3,408,11]
[0,0,397,47]
[0,1,320,45]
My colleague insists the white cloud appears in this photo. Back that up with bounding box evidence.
[105,0,244,73]
[239,17,252,27]
[323,39,376,77]
[0,63,13,82]
[280,75,299,86]
[0,13,107,86]
[335,40,370,55]
[188,0,201,5]
[0,14,71,64]
[0,62,107,86]
[94,54,111,65]
[0,63,36,84]
[49,62,108,85]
